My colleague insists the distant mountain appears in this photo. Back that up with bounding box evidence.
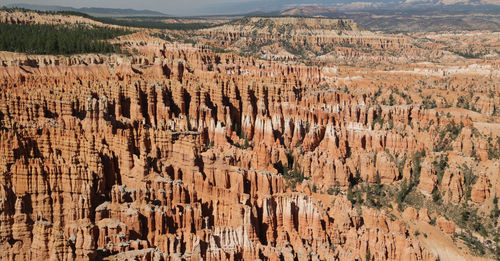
[5,3,168,17]
[280,6,341,16]
[194,0,499,15]
[233,2,500,32]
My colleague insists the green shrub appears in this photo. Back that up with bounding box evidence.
[487,137,500,159]
[434,121,463,152]
[432,153,448,185]
[456,232,486,256]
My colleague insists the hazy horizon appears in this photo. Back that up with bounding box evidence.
[0,0,251,15]
[1,0,498,16]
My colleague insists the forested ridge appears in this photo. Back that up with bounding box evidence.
[1,7,215,30]
[0,22,129,55]
[92,17,214,30]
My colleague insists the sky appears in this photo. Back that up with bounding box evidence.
[0,0,251,15]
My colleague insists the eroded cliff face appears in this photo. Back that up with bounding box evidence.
[0,46,440,260]
[199,17,413,64]
[0,9,117,27]
[0,13,499,261]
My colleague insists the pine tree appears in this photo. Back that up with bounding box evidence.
[0,22,129,55]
